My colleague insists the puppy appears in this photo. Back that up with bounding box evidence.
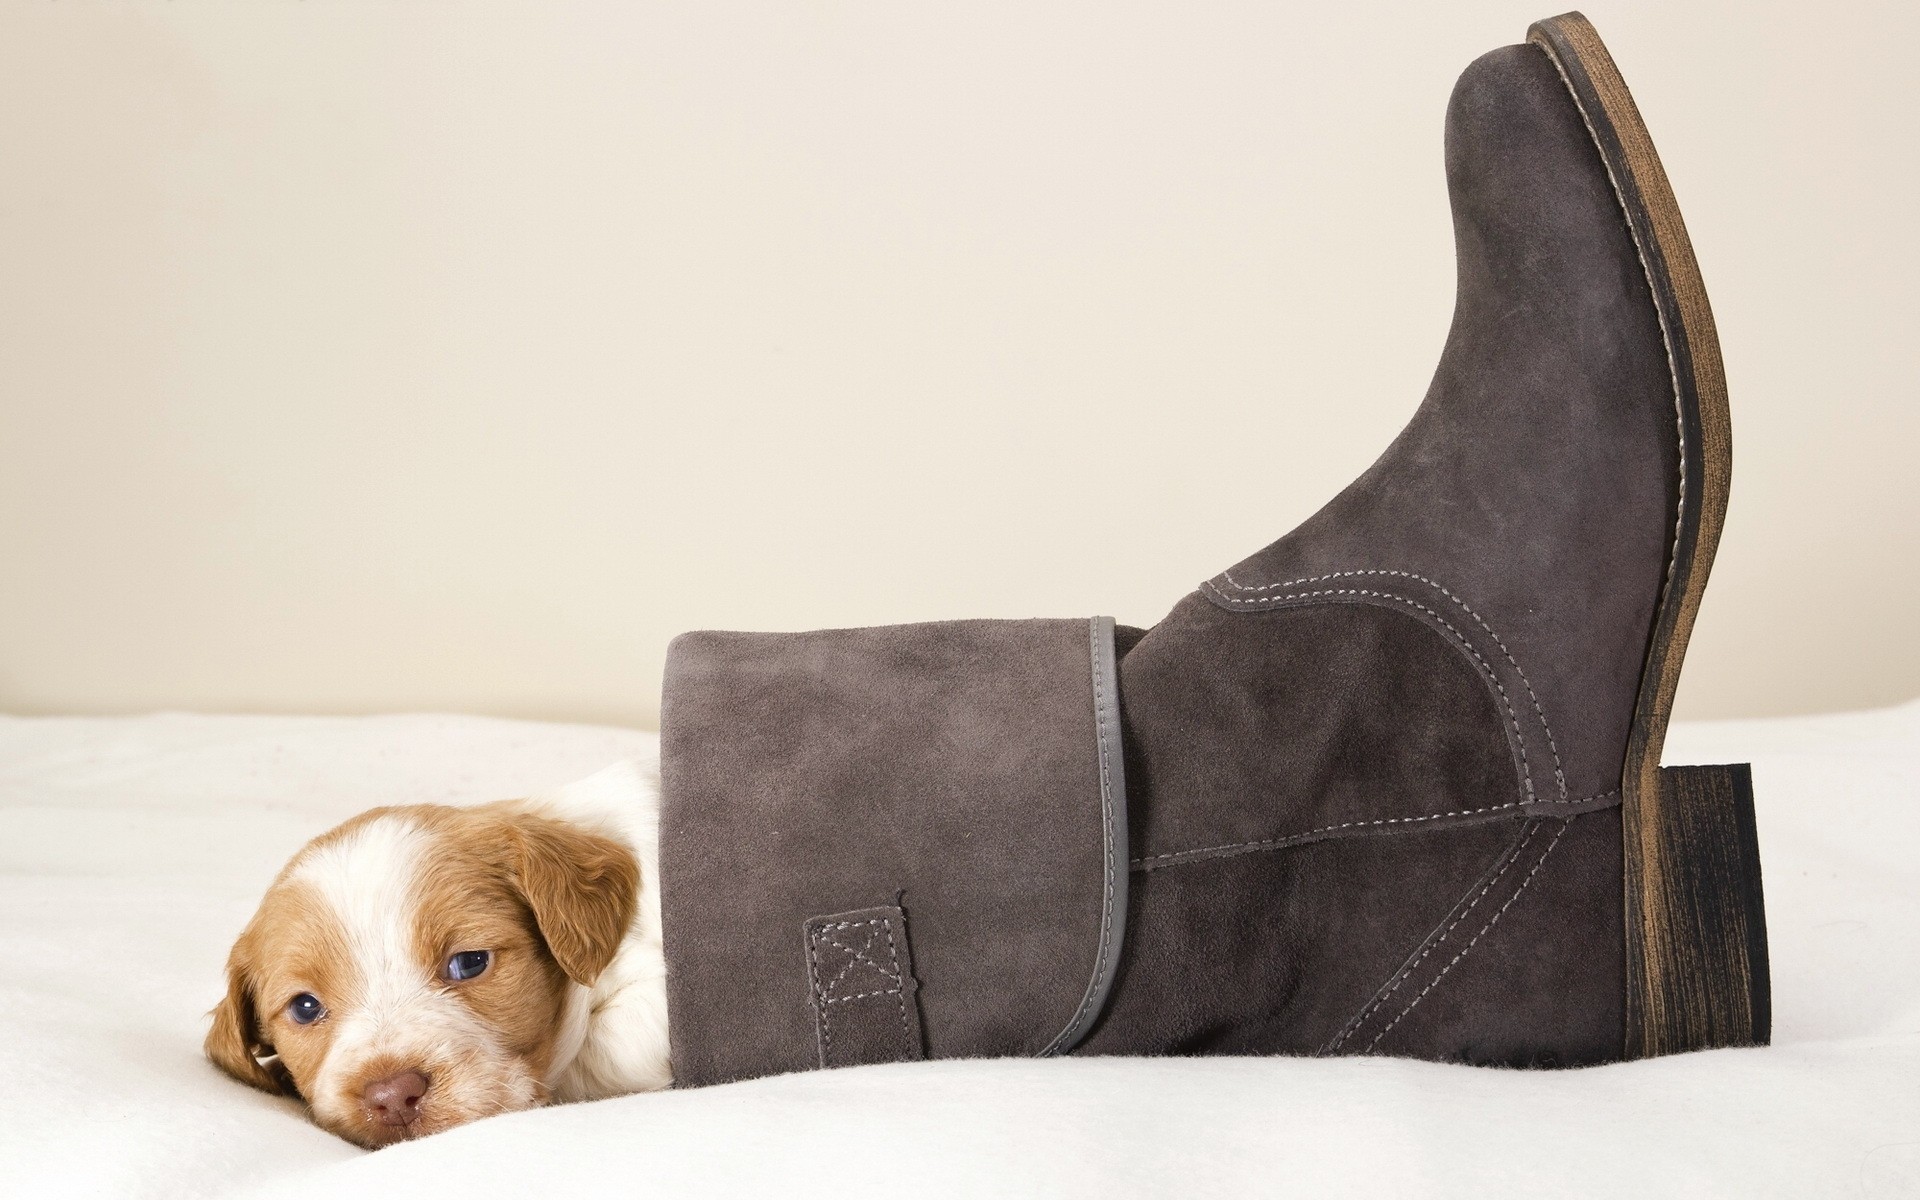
[205,759,672,1147]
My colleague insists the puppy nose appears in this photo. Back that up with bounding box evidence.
[362,1071,430,1127]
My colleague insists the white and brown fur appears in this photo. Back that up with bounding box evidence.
[205,759,672,1147]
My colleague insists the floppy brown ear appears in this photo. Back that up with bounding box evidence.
[500,814,639,986]
[205,951,295,1095]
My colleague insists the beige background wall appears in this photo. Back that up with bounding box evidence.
[1,1,1914,729]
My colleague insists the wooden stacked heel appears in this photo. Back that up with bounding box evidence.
[1625,763,1771,1058]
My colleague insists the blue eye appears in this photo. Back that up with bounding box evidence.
[288,993,325,1025]
[446,950,491,981]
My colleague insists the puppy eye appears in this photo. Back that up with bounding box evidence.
[445,950,491,981]
[288,993,325,1025]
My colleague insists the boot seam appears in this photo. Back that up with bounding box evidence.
[1213,567,1567,802]
[1201,579,1557,806]
[1322,816,1569,1055]
[1356,819,1568,1054]
[1129,788,1615,871]
[1037,615,1129,1056]
[1324,819,1544,1053]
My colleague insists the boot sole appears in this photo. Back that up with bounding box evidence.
[1527,11,1771,1058]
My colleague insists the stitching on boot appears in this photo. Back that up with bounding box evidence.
[1325,820,1539,1052]
[837,921,908,1038]
[1129,788,1614,870]
[1530,41,1690,649]
[1361,819,1569,1054]
[806,916,912,1053]
[877,919,909,1037]
[819,921,891,991]
[1202,580,1541,802]
[804,929,836,1062]
[1216,567,1567,801]
[823,987,904,1005]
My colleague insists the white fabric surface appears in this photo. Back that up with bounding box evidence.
[1,706,1915,1199]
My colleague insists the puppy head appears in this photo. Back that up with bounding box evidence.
[206,803,638,1147]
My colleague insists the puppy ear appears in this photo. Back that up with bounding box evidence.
[205,951,295,1095]
[499,815,639,986]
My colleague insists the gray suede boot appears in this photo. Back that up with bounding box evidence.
[657,12,1769,1087]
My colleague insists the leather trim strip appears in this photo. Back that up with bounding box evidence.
[1039,615,1130,1055]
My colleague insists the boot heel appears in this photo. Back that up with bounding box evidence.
[1624,763,1771,1057]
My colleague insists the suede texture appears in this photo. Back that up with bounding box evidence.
[1080,818,1526,1057]
[659,619,1119,1087]
[1081,603,1625,1065]
[1201,42,1678,809]
[1071,42,1661,1068]
[1119,601,1550,874]
[1077,810,1622,1066]
[1363,808,1623,1067]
